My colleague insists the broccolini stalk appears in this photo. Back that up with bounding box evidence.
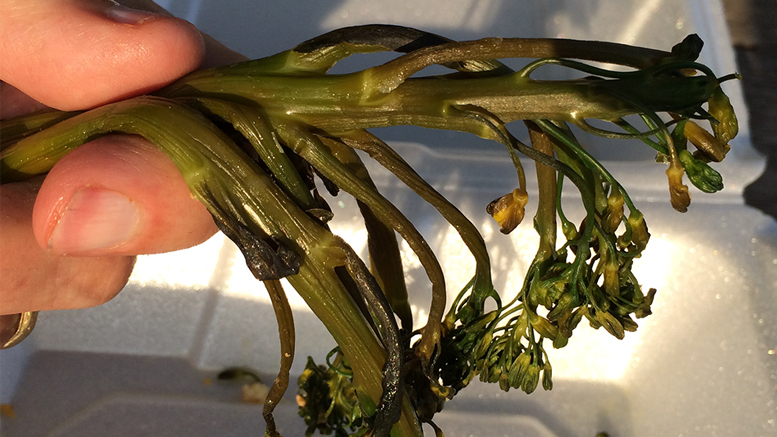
[316,133,413,332]
[177,96,319,211]
[0,110,78,149]
[262,279,295,437]
[336,130,497,326]
[0,25,740,437]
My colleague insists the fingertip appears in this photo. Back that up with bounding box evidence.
[0,0,206,110]
[60,255,137,310]
[0,180,136,313]
[32,135,217,256]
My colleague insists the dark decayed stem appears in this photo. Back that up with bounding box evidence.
[341,241,404,436]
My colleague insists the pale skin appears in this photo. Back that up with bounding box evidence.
[0,0,246,331]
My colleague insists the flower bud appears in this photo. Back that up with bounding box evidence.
[541,361,553,391]
[521,364,541,394]
[602,190,625,233]
[597,311,625,340]
[546,273,570,302]
[586,311,601,329]
[666,162,691,212]
[485,364,502,384]
[473,331,493,361]
[507,352,532,388]
[678,150,724,193]
[498,372,511,392]
[562,220,578,242]
[603,258,620,297]
[486,188,529,234]
[529,312,558,340]
[708,86,738,145]
[478,360,490,383]
[514,313,529,338]
[565,306,586,334]
[626,212,650,252]
[552,334,569,349]
[529,276,550,309]
[617,234,630,249]
[547,292,576,321]
[620,315,638,332]
[635,288,657,319]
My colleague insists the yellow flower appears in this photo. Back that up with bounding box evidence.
[621,211,650,252]
[603,257,620,297]
[602,190,625,233]
[708,86,739,145]
[486,188,529,234]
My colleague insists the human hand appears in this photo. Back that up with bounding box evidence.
[0,0,247,343]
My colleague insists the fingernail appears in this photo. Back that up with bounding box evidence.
[104,3,161,25]
[49,187,140,254]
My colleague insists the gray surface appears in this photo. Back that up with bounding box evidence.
[722,0,777,218]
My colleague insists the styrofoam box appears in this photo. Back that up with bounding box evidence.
[2,1,775,436]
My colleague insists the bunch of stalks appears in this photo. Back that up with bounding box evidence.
[0,25,738,437]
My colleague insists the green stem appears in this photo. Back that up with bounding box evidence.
[535,119,638,215]
[316,134,413,332]
[159,71,640,134]
[261,279,295,437]
[525,121,558,259]
[0,110,79,149]
[175,96,318,209]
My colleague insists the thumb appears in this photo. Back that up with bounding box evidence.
[32,135,218,256]
[0,0,205,111]
[0,177,136,314]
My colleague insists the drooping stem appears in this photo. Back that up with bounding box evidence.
[336,129,496,327]
[261,279,295,437]
[316,134,413,332]
[525,121,557,259]
[273,120,448,365]
[341,241,405,436]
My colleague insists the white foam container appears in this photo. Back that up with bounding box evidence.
[2,1,775,436]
